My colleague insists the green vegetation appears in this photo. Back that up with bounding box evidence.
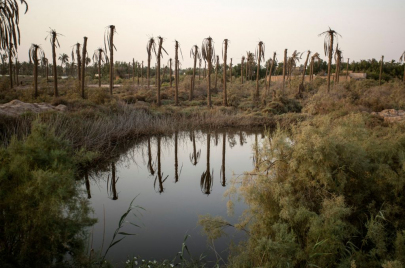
[200,112,405,267]
[0,121,96,267]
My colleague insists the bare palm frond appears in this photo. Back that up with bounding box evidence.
[318,27,341,57]
[399,51,405,63]
[104,25,117,53]
[0,0,28,51]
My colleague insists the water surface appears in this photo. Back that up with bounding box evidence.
[84,130,263,266]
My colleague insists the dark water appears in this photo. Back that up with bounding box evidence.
[83,130,262,266]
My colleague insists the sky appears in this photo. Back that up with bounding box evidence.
[16,0,405,68]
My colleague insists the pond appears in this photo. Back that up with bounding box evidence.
[84,129,264,266]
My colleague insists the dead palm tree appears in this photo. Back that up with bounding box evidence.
[269,52,277,99]
[222,39,229,106]
[71,43,81,80]
[58,53,69,75]
[0,0,28,51]
[156,36,168,106]
[104,25,116,95]
[241,56,245,84]
[199,58,202,81]
[247,52,255,81]
[283,49,287,89]
[146,37,156,89]
[379,55,384,86]
[80,37,88,98]
[29,44,44,98]
[298,50,311,96]
[174,40,182,106]
[8,45,15,89]
[45,28,62,97]
[202,37,215,107]
[309,52,320,81]
[319,27,341,92]
[190,45,200,100]
[334,45,343,84]
[346,58,350,81]
[189,131,201,166]
[255,41,265,100]
[399,52,405,82]
[92,48,107,87]
[287,50,301,86]
[220,132,226,187]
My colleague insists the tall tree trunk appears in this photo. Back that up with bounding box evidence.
[157,37,163,106]
[155,63,157,86]
[309,59,313,81]
[147,137,154,175]
[81,37,87,99]
[141,61,143,85]
[46,62,49,82]
[283,49,287,90]
[346,58,350,81]
[256,43,263,99]
[199,59,201,81]
[270,52,276,99]
[76,44,81,81]
[207,39,213,107]
[157,136,164,193]
[8,50,13,89]
[204,60,206,78]
[85,170,91,199]
[33,47,38,97]
[98,51,101,87]
[137,62,140,85]
[191,50,196,100]
[223,39,228,106]
[52,33,58,97]
[229,58,232,83]
[327,34,334,93]
[379,55,384,86]
[109,25,115,95]
[175,41,179,106]
[241,58,244,84]
[245,58,248,81]
[299,51,311,96]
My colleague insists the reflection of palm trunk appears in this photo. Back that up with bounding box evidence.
[239,131,244,146]
[192,132,197,165]
[111,162,118,200]
[221,133,226,187]
[147,138,155,175]
[175,131,179,183]
[201,133,213,195]
[157,136,164,193]
[214,131,219,146]
[85,169,91,199]
[255,134,259,171]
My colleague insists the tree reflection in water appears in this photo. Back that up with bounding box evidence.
[201,132,213,195]
[189,131,201,166]
[154,136,168,193]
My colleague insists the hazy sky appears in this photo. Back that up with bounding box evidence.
[17,0,405,67]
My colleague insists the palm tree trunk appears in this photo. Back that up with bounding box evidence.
[76,45,81,82]
[346,58,350,81]
[111,162,118,200]
[85,170,91,199]
[109,26,115,95]
[199,59,201,81]
[379,55,384,86]
[207,39,213,107]
[132,59,135,82]
[204,60,206,78]
[299,51,311,95]
[141,61,143,85]
[270,52,276,99]
[223,39,228,106]
[191,52,196,100]
[46,62,49,82]
[33,47,38,98]
[175,42,179,106]
[157,37,163,106]
[52,33,58,97]
[8,50,13,89]
[81,37,87,99]
[256,43,263,99]
[283,49,287,90]
[327,35,334,93]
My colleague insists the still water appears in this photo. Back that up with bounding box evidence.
[83,130,263,266]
